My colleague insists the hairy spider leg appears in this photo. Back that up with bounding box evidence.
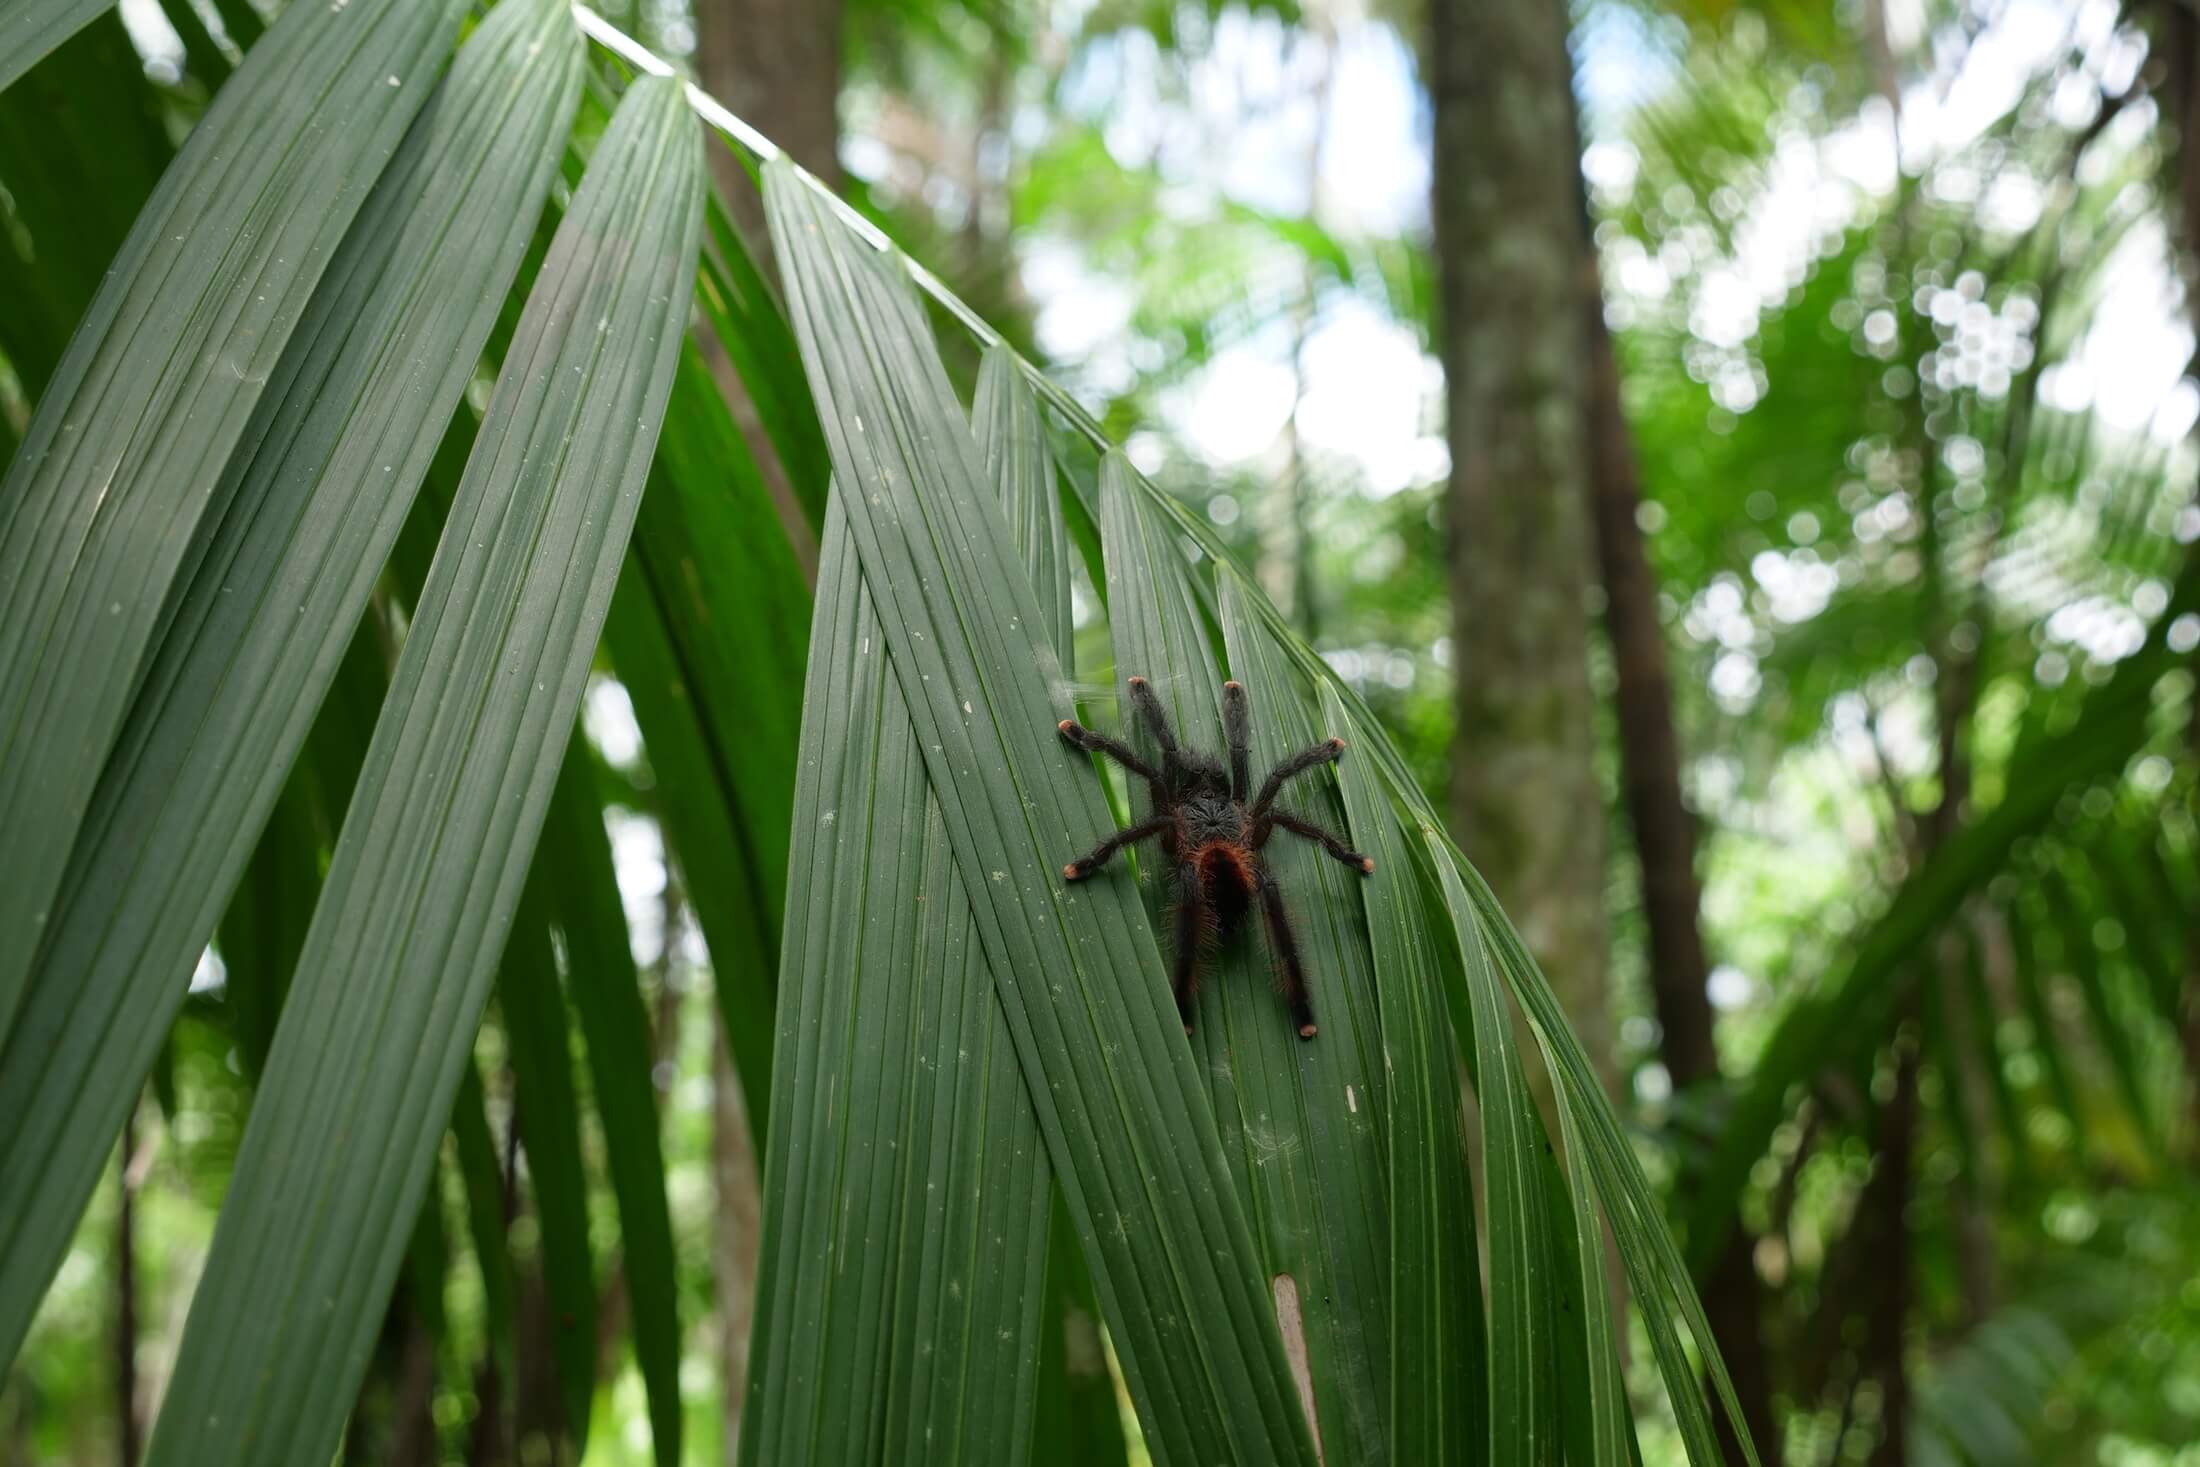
[1255,867,1318,1039]
[1256,810,1377,875]
[1221,680,1252,800]
[1170,860,1206,1034]
[1124,676,1182,772]
[1063,813,1172,881]
[1058,719,1167,808]
[1248,737,1347,821]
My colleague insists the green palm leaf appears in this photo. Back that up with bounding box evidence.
[0,0,467,1036]
[762,156,1323,1463]
[1034,368,1759,1462]
[0,0,581,1374]
[0,0,111,92]
[140,72,701,1467]
[0,12,170,399]
[1321,679,1484,1462]
[1095,470,1396,1461]
[497,906,599,1446]
[1425,840,1564,1463]
[739,81,1773,1451]
[608,333,810,1123]
[743,494,1056,1460]
[453,1059,521,1378]
[0,13,1774,1464]
[521,744,685,1464]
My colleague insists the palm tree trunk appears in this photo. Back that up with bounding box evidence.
[1571,91,1778,1467]
[1428,0,1613,1094]
[694,0,842,253]
[1579,310,1717,1089]
[691,0,844,584]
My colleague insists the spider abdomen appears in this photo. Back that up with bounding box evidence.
[1192,839,1256,936]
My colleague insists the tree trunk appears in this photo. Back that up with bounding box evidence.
[1572,93,1778,1467]
[1583,300,1777,1457]
[1429,0,1613,1091]
[712,1031,762,1463]
[694,0,843,261]
[1580,307,1717,1088]
[691,0,843,585]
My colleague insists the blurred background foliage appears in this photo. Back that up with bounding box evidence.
[6,0,2200,1463]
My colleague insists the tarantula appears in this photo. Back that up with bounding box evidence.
[1058,676,1374,1040]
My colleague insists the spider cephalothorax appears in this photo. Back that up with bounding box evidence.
[1058,676,1373,1040]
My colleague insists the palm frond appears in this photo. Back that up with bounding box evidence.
[0,0,111,92]
[0,0,467,1034]
[0,10,1776,1464]
[140,69,700,1467]
[0,0,580,1370]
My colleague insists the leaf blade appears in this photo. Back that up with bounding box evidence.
[1424,838,1562,1466]
[531,744,683,1467]
[498,908,598,1449]
[1092,525,1397,1464]
[0,0,583,1374]
[0,0,111,93]
[763,158,1319,1466]
[141,74,702,1467]
[1321,680,1483,1467]
[605,335,810,1126]
[742,504,1054,1463]
[0,0,469,1034]
[975,347,1074,664]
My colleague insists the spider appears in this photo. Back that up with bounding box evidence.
[1058,676,1374,1040]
